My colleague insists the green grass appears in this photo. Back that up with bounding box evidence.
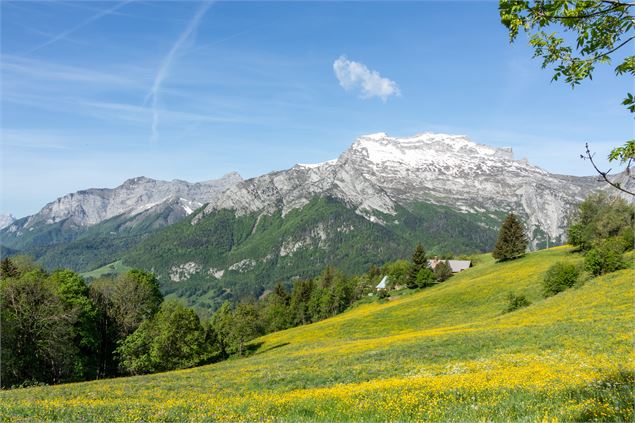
[80,260,131,280]
[1,246,633,422]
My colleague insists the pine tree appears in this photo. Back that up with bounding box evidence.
[493,213,528,261]
[407,244,428,288]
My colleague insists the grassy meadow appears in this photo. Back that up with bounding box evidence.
[1,246,633,421]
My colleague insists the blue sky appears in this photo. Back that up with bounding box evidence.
[1,1,632,217]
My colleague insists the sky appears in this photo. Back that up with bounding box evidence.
[1,1,633,217]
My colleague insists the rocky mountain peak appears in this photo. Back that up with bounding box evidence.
[0,214,16,230]
[347,132,518,168]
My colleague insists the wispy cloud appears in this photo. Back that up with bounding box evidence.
[1,55,136,85]
[25,0,132,54]
[146,0,213,142]
[333,55,400,101]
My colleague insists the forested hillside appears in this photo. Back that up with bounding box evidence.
[122,197,497,308]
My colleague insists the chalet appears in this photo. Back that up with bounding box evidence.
[428,259,471,273]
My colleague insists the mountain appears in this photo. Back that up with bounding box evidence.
[122,132,610,308]
[0,172,242,270]
[0,214,16,230]
[3,131,625,307]
[202,132,604,245]
[4,247,633,420]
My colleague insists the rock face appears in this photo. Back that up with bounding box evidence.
[0,214,16,230]
[200,132,607,247]
[4,172,242,238]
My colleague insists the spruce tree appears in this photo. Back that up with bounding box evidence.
[407,244,428,288]
[493,213,528,261]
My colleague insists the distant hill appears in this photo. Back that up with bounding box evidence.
[2,246,632,421]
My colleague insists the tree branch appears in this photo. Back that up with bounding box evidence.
[541,3,630,20]
[583,142,635,196]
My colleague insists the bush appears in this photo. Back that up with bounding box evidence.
[504,292,531,313]
[415,267,436,288]
[584,238,627,276]
[377,289,390,300]
[543,262,580,297]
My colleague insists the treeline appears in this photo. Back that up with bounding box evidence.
[0,244,452,387]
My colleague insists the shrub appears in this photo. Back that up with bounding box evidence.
[584,238,627,276]
[377,289,390,300]
[504,292,531,313]
[543,262,579,297]
[415,267,436,288]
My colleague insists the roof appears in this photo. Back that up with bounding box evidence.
[428,259,471,273]
[376,275,388,289]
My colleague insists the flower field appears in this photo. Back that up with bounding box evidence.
[1,246,633,421]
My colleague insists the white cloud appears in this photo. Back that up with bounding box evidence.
[333,55,400,101]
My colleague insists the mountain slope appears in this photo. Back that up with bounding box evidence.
[0,173,242,271]
[3,247,632,421]
[123,196,498,308]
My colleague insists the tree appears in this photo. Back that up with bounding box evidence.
[383,259,410,288]
[116,300,210,375]
[407,244,429,288]
[89,277,120,378]
[500,1,634,195]
[109,270,163,337]
[0,257,18,279]
[567,192,634,251]
[260,283,291,333]
[210,301,233,359]
[50,270,99,381]
[289,279,314,326]
[228,302,261,356]
[492,213,528,261]
[1,270,76,387]
[434,260,453,282]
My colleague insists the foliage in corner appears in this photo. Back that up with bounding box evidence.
[500,0,634,194]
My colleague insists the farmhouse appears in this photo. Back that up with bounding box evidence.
[428,259,471,273]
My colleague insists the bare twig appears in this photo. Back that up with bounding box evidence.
[583,142,635,196]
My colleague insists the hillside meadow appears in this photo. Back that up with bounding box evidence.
[1,246,633,422]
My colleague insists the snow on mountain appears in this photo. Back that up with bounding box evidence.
[199,132,606,247]
[0,214,16,230]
